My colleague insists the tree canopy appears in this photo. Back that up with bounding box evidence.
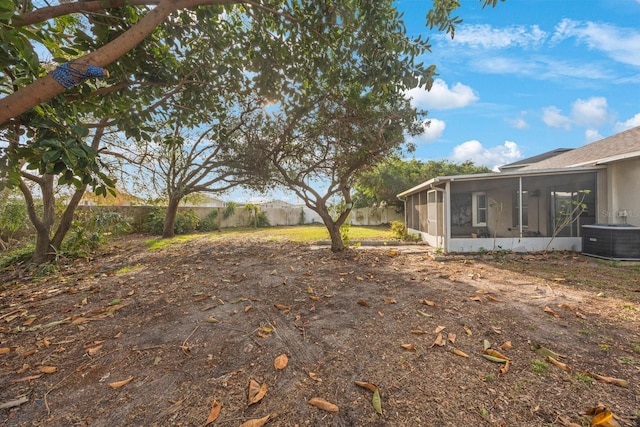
[353,158,492,210]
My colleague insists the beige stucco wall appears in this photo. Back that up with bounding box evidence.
[605,158,640,226]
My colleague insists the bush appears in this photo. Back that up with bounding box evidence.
[256,211,270,228]
[143,208,200,235]
[390,220,407,239]
[63,210,132,257]
[0,201,28,249]
[200,209,219,232]
[174,210,199,234]
[143,207,166,235]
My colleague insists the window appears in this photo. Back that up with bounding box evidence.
[513,190,529,227]
[472,192,487,227]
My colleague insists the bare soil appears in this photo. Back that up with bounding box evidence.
[1,234,639,427]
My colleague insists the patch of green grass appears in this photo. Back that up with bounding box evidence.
[144,234,203,250]
[598,343,610,352]
[531,359,549,375]
[578,329,595,335]
[143,225,394,250]
[0,245,34,269]
[574,372,594,384]
[222,225,394,242]
[631,344,640,354]
[116,264,144,274]
[619,356,636,365]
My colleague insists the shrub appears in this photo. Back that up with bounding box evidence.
[256,211,270,228]
[174,210,199,234]
[143,207,166,235]
[390,220,407,239]
[63,210,131,257]
[200,209,219,232]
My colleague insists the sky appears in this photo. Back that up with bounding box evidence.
[399,0,640,171]
[237,0,640,203]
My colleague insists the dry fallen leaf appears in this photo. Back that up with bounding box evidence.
[485,349,511,361]
[547,356,571,372]
[86,344,103,356]
[544,306,560,318]
[476,289,490,294]
[500,360,511,374]
[239,413,276,427]
[452,349,469,358]
[485,295,501,302]
[419,299,436,306]
[585,372,628,388]
[308,397,339,412]
[357,299,369,307]
[273,354,288,370]
[447,333,456,344]
[108,376,134,389]
[463,325,473,336]
[248,380,268,405]
[0,347,10,355]
[469,295,482,302]
[434,325,445,334]
[355,381,378,392]
[430,333,444,348]
[383,298,397,304]
[308,372,322,382]
[40,366,57,374]
[205,399,221,425]
[590,407,621,427]
[401,343,416,351]
[274,304,290,311]
[410,329,428,335]
[499,341,512,351]
[557,415,582,427]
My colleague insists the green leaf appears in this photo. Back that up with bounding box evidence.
[372,388,382,415]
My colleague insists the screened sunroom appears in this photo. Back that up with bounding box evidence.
[398,167,604,253]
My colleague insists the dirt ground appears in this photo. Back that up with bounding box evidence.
[1,234,639,427]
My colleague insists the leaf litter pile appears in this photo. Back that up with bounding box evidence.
[1,235,639,426]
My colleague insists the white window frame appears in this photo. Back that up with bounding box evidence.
[472,192,487,227]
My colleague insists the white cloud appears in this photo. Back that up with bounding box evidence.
[508,115,529,130]
[551,19,640,67]
[542,97,611,131]
[449,140,523,171]
[411,118,446,144]
[449,24,547,49]
[585,128,603,142]
[542,106,572,130]
[571,97,610,127]
[613,113,640,132]
[405,79,478,110]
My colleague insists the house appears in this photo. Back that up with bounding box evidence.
[397,126,640,253]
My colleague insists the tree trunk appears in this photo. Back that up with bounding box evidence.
[23,175,57,263]
[327,222,344,252]
[314,203,346,252]
[163,196,181,238]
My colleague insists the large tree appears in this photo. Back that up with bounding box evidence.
[0,0,503,125]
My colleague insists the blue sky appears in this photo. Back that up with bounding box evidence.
[399,0,640,171]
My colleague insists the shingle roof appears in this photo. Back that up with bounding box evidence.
[499,148,573,171]
[522,126,640,170]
